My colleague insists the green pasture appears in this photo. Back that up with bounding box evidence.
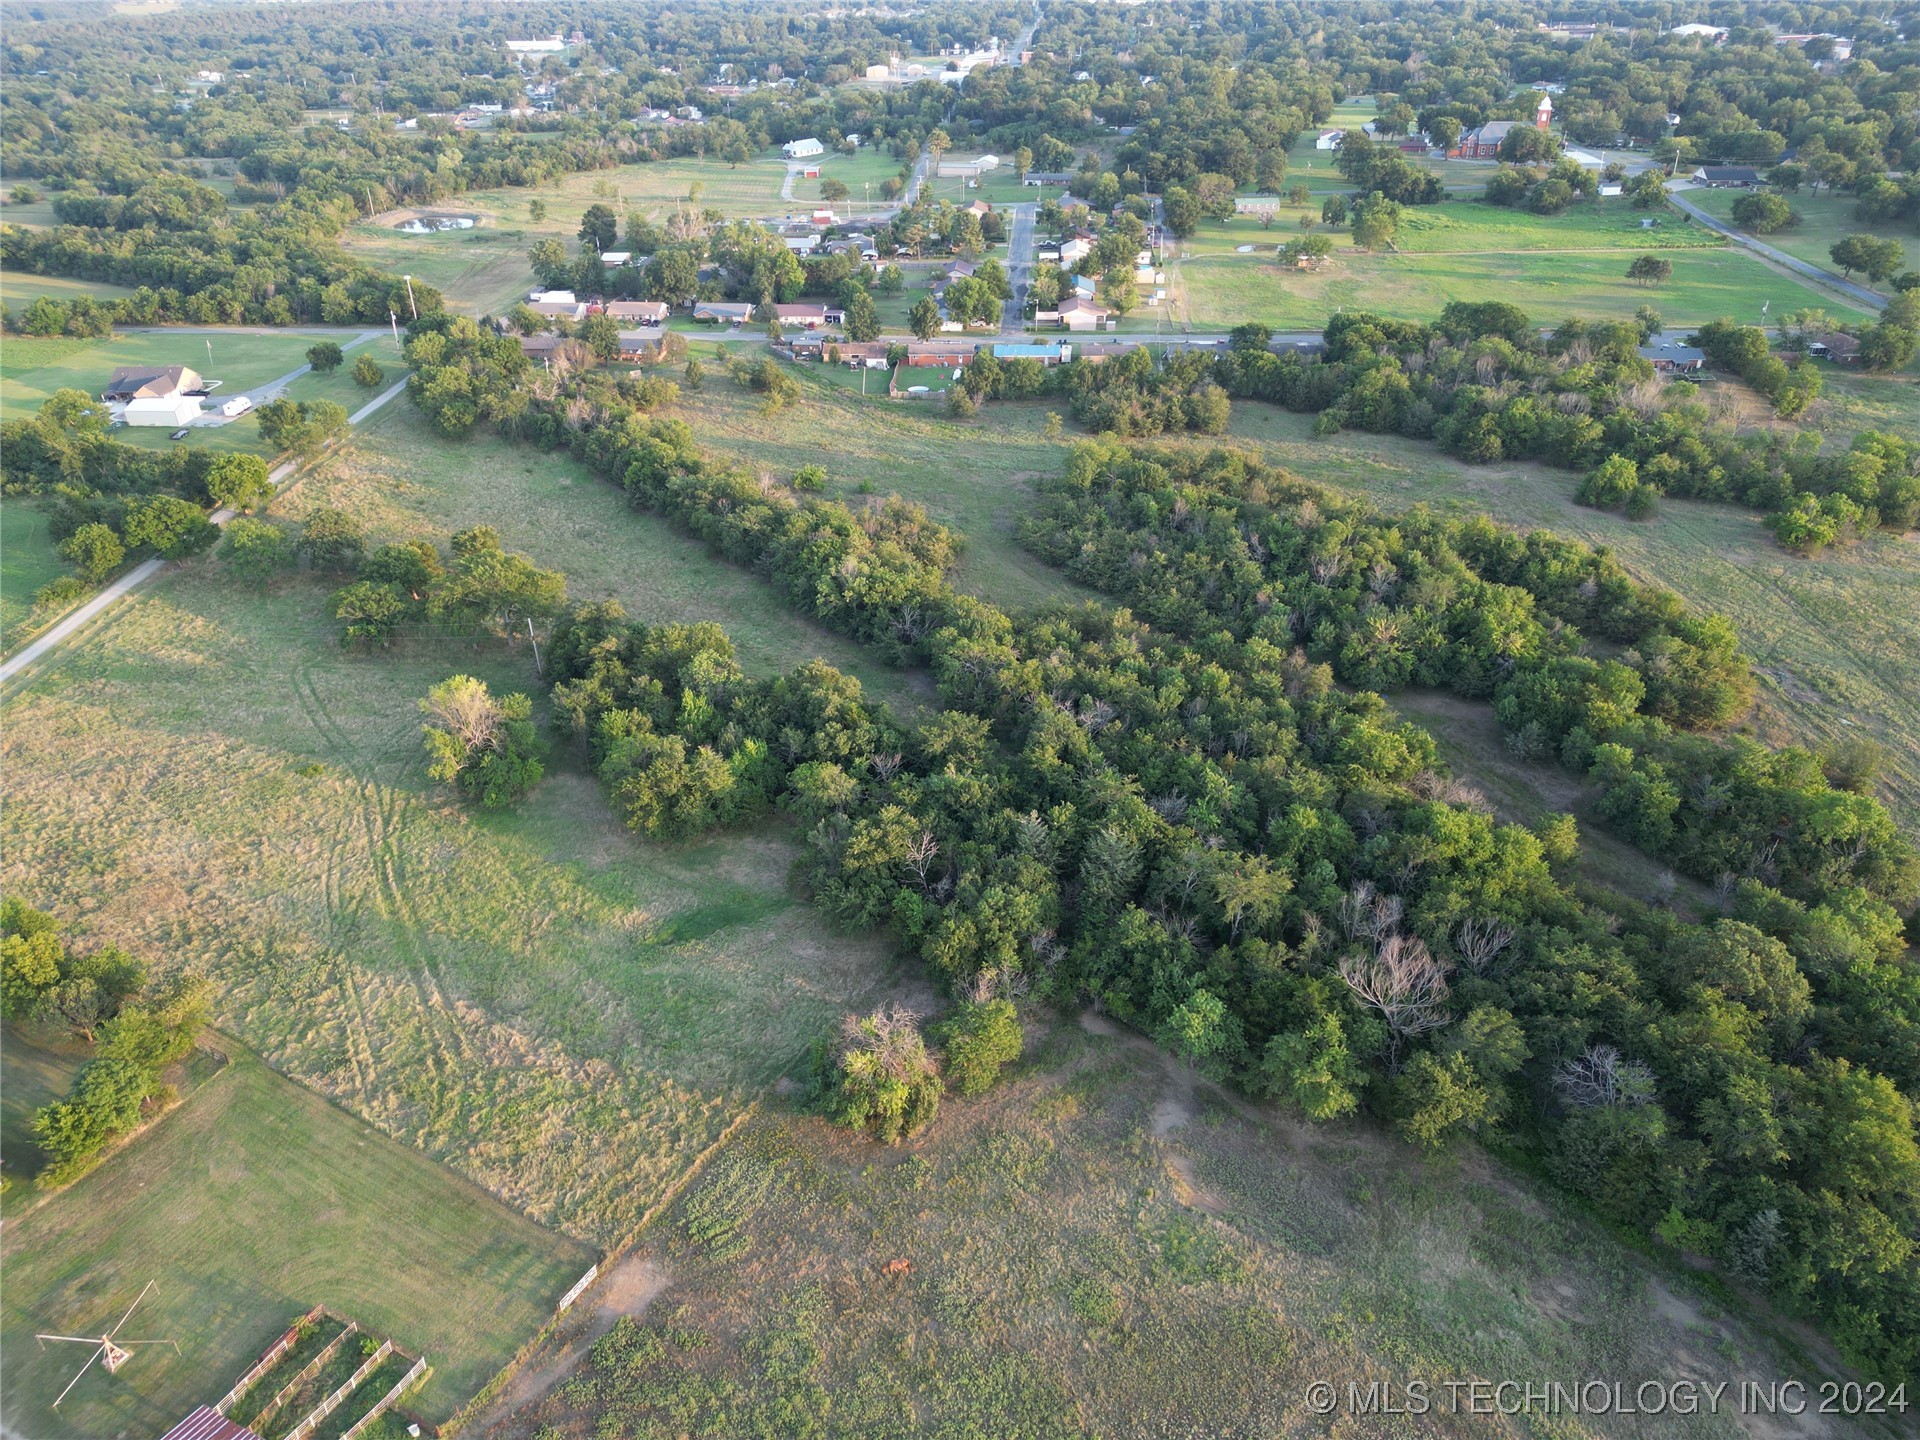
[509,1012,1839,1439]
[1682,185,1916,278]
[0,502,71,657]
[0,395,908,1259]
[1175,244,1870,330]
[1,268,139,307]
[0,1036,591,1436]
[679,369,1091,616]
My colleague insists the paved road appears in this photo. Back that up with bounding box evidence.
[1001,202,1037,332]
[0,375,410,688]
[1664,185,1887,312]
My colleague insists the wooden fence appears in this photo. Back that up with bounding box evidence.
[284,1340,392,1440]
[338,1354,432,1440]
[217,1305,328,1415]
[252,1322,360,1434]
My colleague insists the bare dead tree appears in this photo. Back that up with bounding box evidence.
[1554,1045,1656,1110]
[869,751,904,782]
[904,828,939,889]
[1454,916,1515,974]
[1340,935,1452,1066]
[1338,880,1378,940]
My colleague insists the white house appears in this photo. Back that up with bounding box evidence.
[864,64,890,81]
[599,251,632,267]
[783,137,825,159]
[507,34,566,53]
[1315,129,1344,150]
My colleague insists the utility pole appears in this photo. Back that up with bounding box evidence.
[403,274,418,320]
[527,617,543,676]
[390,310,401,345]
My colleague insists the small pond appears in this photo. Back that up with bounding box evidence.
[394,213,477,234]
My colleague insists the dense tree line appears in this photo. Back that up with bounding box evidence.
[1213,306,1920,545]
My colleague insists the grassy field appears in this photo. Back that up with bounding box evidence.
[508,1008,1879,1440]
[0,269,140,307]
[0,395,907,1254]
[1201,406,1920,836]
[0,1036,591,1435]
[675,368,1091,617]
[1183,201,1728,261]
[1175,243,1869,330]
[1681,185,1916,278]
[1,502,71,656]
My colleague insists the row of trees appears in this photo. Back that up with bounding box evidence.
[1212,305,1920,543]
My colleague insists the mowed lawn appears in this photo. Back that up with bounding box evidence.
[2,502,70,655]
[1181,200,1727,260]
[1682,185,1917,278]
[0,1037,591,1436]
[0,267,139,307]
[1204,406,1920,836]
[0,398,904,1252]
[1176,243,1869,330]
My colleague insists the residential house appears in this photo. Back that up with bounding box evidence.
[965,199,993,218]
[1315,129,1344,150]
[599,251,633,267]
[946,259,978,281]
[692,301,755,324]
[1056,295,1110,332]
[774,302,844,328]
[782,137,825,159]
[104,364,205,403]
[518,334,566,361]
[1058,234,1095,265]
[1022,170,1075,186]
[601,300,671,324]
[617,328,669,361]
[1691,166,1764,187]
[1806,333,1861,363]
[529,297,588,324]
[1637,342,1706,373]
[783,235,822,254]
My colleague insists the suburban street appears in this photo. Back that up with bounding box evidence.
[1001,202,1037,332]
[0,374,410,687]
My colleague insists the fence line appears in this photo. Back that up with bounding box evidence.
[285,1339,392,1440]
[338,1355,431,1440]
[442,1102,760,1436]
[254,1321,359,1432]
[556,1263,599,1314]
[217,1305,327,1415]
